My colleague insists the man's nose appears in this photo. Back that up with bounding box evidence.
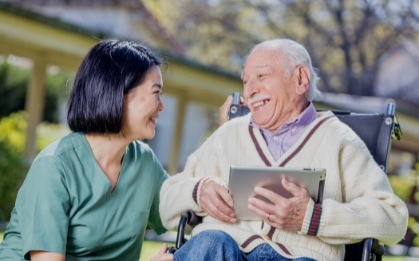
[244,79,259,100]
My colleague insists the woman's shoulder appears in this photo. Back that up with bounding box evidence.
[130,140,152,152]
[34,132,83,162]
[128,140,158,161]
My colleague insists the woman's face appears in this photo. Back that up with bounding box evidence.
[123,65,164,141]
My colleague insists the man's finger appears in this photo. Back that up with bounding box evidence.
[253,186,284,203]
[282,178,307,197]
[219,95,233,126]
[216,184,234,208]
[201,182,236,222]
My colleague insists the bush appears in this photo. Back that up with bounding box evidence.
[0,111,69,221]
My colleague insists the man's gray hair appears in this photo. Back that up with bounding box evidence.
[251,39,321,101]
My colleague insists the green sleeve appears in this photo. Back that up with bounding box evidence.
[16,156,70,259]
[147,152,168,235]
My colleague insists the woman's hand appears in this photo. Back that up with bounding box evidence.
[150,243,173,261]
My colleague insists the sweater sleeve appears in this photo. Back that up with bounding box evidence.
[159,131,226,230]
[313,131,408,246]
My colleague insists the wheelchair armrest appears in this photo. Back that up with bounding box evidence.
[172,210,202,251]
[185,210,202,226]
[362,238,385,261]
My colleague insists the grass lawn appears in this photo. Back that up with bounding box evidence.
[0,231,415,261]
[0,231,168,261]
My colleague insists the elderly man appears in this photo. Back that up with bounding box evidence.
[159,39,408,261]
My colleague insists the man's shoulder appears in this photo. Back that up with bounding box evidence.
[224,113,252,128]
[315,110,364,142]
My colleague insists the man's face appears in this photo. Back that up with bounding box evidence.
[242,47,303,132]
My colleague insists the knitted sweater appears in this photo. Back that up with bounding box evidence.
[160,111,408,261]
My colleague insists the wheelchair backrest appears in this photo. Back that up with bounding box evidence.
[331,103,401,172]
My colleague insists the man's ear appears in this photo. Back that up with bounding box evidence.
[295,66,310,95]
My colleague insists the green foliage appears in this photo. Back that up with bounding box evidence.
[0,112,28,221]
[0,111,70,221]
[390,164,419,247]
[0,61,30,119]
[389,173,417,203]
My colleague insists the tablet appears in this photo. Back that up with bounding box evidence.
[229,165,326,220]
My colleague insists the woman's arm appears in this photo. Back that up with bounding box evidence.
[31,251,65,261]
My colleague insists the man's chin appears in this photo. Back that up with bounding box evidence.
[254,115,275,128]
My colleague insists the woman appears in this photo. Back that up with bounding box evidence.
[0,39,169,260]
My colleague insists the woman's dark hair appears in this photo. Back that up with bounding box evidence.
[67,39,165,134]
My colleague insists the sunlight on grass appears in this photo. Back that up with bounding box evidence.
[140,241,167,261]
[0,232,413,261]
[0,233,168,261]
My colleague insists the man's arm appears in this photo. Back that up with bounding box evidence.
[307,137,407,245]
[159,127,243,228]
[159,150,235,229]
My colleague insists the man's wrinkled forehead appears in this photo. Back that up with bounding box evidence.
[241,64,269,80]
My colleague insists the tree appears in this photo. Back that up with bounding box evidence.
[145,0,419,97]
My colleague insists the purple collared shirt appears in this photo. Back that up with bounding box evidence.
[250,102,317,161]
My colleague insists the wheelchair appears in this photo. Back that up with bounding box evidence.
[168,102,403,261]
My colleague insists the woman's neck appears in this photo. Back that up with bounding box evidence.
[85,133,128,191]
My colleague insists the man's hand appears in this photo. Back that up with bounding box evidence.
[199,179,236,223]
[247,178,310,231]
[150,243,173,261]
[219,94,247,126]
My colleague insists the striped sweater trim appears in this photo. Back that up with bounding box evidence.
[241,230,292,256]
[280,114,335,166]
[241,235,262,248]
[267,226,292,256]
[248,125,271,166]
[308,204,322,236]
[192,178,204,204]
[267,226,276,238]
[277,243,292,255]
[248,115,335,167]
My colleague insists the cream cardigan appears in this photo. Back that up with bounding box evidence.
[160,111,408,261]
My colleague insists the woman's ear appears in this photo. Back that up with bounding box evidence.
[295,65,310,95]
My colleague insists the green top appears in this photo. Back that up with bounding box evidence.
[0,132,168,261]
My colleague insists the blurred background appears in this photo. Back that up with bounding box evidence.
[1,0,419,259]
